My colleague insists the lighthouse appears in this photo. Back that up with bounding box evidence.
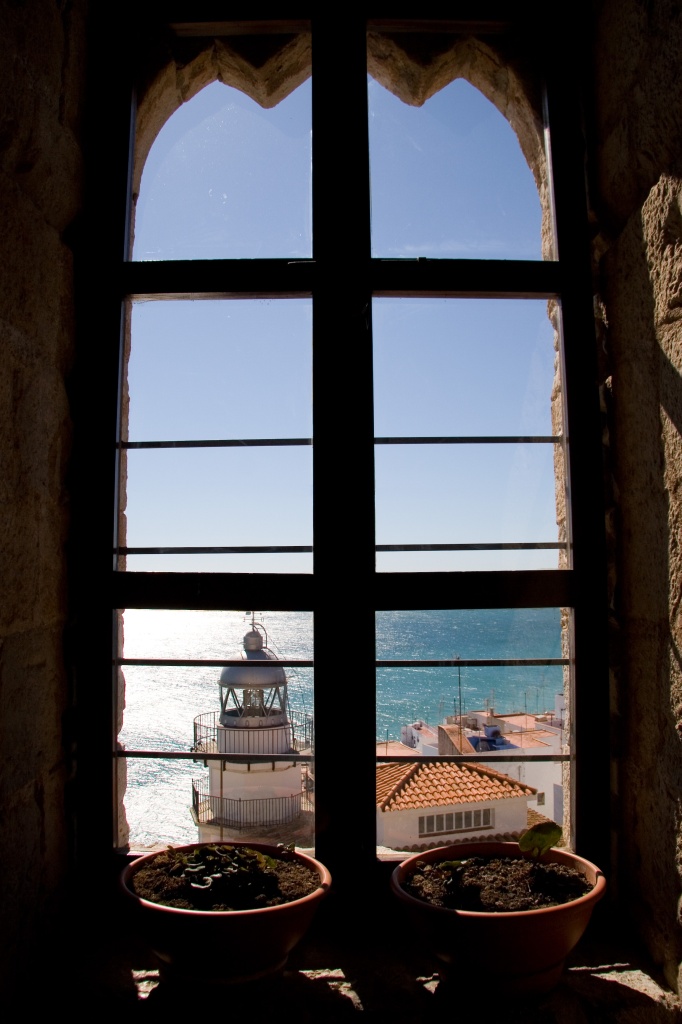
[191,614,306,842]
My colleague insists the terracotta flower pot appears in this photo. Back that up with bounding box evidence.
[121,841,331,985]
[391,841,606,995]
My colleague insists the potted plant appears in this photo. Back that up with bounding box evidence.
[120,841,331,985]
[390,823,606,995]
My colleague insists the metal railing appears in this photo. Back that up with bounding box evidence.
[192,709,314,757]
[193,711,218,753]
[289,708,314,752]
[192,780,304,829]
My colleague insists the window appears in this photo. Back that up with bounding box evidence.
[79,14,608,881]
[419,808,493,837]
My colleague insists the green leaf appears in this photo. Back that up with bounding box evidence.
[518,822,562,857]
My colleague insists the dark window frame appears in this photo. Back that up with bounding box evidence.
[71,11,609,892]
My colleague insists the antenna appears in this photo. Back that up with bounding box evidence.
[456,655,462,750]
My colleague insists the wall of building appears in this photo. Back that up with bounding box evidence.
[590,0,682,993]
[1,0,682,998]
[0,0,86,994]
[377,797,528,851]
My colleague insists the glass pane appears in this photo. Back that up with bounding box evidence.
[125,446,312,560]
[373,297,562,572]
[373,298,556,437]
[375,443,558,571]
[128,299,312,441]
[122,298,312,572]
[368,76,542,260]
[118,610,314,851]
[133,79,312,260]
[124,552,313,574]
[375,608,569,854]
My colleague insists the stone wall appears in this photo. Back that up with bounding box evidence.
[1,0,682,1000]
[592,0,682,993]
[0,0,86,992]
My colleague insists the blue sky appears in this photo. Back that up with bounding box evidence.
[126,75,557,573]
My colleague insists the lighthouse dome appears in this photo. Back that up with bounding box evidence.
[220,627,286,690]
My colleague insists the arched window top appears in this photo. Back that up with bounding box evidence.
[133,29,311,200]
[368,75,543,260]
[132,78,312,261]
[132,26,549,262]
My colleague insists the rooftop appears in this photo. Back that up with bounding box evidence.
[376,759,536,813]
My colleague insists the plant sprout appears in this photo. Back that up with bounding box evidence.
[518,822,563,857]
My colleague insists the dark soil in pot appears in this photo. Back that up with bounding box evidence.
[402,854,594,912]
[128,843,321,911]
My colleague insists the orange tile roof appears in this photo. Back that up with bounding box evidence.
[376,760,536,812]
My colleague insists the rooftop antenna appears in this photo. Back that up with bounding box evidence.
[456,655,462,750]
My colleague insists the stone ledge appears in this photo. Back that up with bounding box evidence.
[62,906,681,1022]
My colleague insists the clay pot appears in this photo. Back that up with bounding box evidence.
[391,841,606,995]
[121,841,331,985]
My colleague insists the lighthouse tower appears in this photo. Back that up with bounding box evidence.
[191,615,304,841]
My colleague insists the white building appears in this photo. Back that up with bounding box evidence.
[400,692,565,824]
[376,757,536,852]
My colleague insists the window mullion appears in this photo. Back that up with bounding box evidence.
[544,52,609,867]
[311,17,377,879]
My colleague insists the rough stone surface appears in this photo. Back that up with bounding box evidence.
[599,163,682,989]
[0,0,85,996]
[593,0,682,234]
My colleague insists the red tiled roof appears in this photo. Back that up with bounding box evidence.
[376,760,536,812]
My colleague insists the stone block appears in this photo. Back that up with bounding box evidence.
[0,176,74,354]
[0,2,84,232]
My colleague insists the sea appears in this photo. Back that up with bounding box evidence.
[119,607,564,848]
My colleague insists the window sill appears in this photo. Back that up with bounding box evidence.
[68,858,681,1021]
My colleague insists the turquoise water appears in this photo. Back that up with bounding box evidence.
[119,607,564,847]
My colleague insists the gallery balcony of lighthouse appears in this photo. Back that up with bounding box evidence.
[193,709,313,760]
